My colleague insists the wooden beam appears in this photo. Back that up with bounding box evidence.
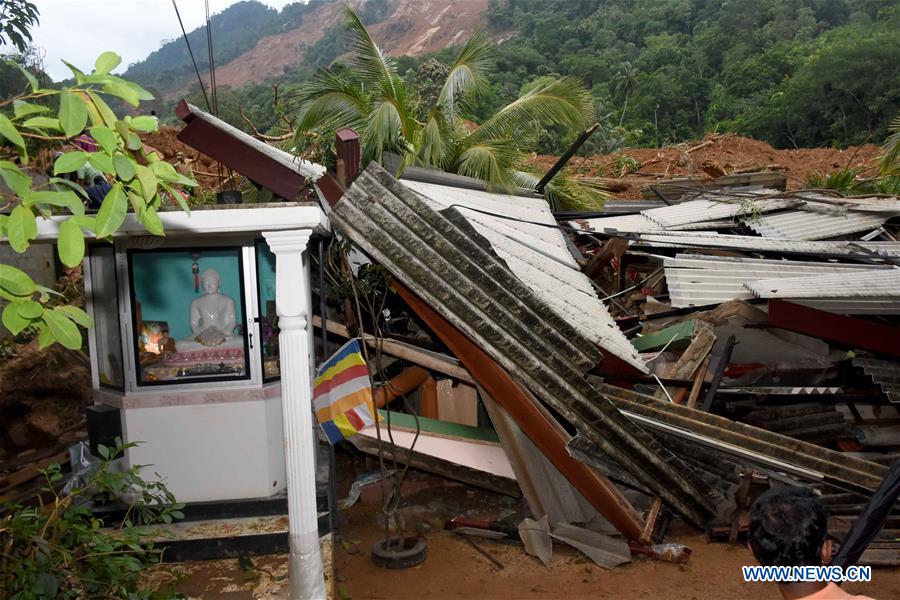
[686,356,711,409]
[393,281,645,540]
[0,451,69,496]
[768,300,900,360]
[640,497,663,545]
[312,315,475,384]
[700,334,736,413]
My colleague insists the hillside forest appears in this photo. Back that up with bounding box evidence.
[4,0,899,156]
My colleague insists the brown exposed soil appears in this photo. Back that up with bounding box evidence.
[0,339,90,457]
[176,0,490,98]
[141,126,222,191]
[367,0,490,57]
[527,133,883,199]
[141,470,899,599]
[145,124,882,202]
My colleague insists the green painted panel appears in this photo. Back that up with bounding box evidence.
[376,410,499,444]
[632,320,696,352]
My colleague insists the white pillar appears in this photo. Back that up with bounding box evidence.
[262,229,326,600]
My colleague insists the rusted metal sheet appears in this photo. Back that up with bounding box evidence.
[332,164,715,529]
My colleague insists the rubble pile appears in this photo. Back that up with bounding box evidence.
[323,162,899,569]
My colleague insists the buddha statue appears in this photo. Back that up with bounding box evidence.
[175,268,242,352]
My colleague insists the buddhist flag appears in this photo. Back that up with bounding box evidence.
[313,339,377,444]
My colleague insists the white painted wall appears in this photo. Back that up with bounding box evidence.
[120,397,286,503]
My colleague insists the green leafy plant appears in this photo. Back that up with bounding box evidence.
[0,440,184,598]
[0,52,196,350]
[879,113,900,177]
[613,154,640,177]
[804,167,868,194]
[290,7,606,210]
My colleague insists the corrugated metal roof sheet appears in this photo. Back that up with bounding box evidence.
[745,209,892,240]
[852,358,900,403]
[568,214,735,234]
[641,189,799,228]
[663,255,892,307]
[333,163,716,527]
[663,254,890,270]
[634,232,900,257]
[746,269,900,299]
[596,384,888,492]
[793,192,900,213]
[403,180,646,372]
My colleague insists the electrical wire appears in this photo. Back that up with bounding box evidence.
[171,0,211,112]
[204,0,218,116]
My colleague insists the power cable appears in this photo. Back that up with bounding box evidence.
[204,0,218,116]
[171,0,211,112]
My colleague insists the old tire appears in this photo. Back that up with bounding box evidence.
[371,536,427,569]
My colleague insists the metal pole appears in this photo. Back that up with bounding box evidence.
[535,122,600,193]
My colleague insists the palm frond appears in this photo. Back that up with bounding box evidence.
[290,71,370,135]
[467,76,594,146]
[542,175,608,211]
[879,113,900,176]
[417,108,447,168]
[363,99,405,163]
[511,169,608,211]
[509,169,540,189]
[376,74,417,142]
[439,30,493,118]
[453,140,521,191]
[344,7,398,89]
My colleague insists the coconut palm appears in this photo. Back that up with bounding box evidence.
[880,113,900,176]
[289,7,606,209]
[614,61,638,126]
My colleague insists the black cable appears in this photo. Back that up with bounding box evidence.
[204,0,218,116]
[171,0,212,112]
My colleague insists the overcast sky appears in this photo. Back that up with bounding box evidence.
[26,0,298,81]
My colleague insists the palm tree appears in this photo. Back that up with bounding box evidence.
[880,113,900,176]
[614,62,637,127]
[289,7,606,209]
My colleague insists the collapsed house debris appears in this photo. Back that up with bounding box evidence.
[4,113,898,597]
[319,148,899,568]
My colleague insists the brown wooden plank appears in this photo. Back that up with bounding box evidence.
[0,451,69,495]
[393,281,645,540]
[312,315,475,383]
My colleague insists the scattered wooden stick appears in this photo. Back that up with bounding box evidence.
[461,535,505,570]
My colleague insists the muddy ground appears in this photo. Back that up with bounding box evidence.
[141,470,899,599]
[526,132,882,199]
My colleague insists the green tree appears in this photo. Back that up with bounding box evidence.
[1,52,196,349]
[290,7,604,209]
[614,61,637,126]
[0,0,38,53]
